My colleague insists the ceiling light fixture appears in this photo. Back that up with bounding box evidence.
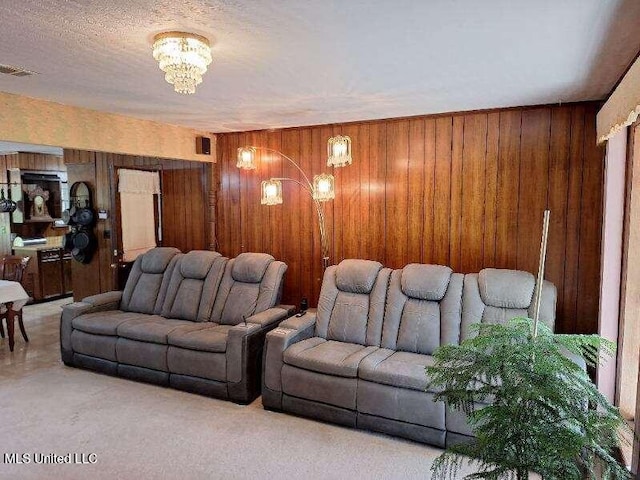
[152,31,212,95]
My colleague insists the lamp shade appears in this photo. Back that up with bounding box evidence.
[261,179,283,205]
[237,147,257,170]
[313,173,335,202]
[327,135,352,167]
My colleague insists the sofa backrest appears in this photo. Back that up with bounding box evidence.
[210,252,287,325]
[161,250,228,321]
[382,264,464,354]
[315,259,391,346]
[461,268,557,341]
[120,247,181,315]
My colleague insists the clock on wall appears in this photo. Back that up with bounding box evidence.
[27,186,51,219]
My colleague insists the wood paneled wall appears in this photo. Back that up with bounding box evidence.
[64,150,210,301]
[0,153,66,255]
[215,103,604,335]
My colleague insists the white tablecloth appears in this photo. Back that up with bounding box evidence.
[0,280,29,311]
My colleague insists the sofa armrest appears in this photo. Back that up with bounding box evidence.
[263,310,317,393]
[82,290,122,309]
[60,299,120,365]
[226,323,262,385]
[279,308,317,331]
[245,305,293,328]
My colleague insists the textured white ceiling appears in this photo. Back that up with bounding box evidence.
[0,0,639,133]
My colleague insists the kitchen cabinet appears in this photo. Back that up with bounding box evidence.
[40,249,64,298]
[13,246,73,300]
[62,252,73,295]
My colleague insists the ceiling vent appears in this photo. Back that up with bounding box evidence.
[0,64,37,77]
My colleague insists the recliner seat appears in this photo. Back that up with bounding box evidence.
[264,259,391,425]
[60,248,291,403]
[263,260,556,446]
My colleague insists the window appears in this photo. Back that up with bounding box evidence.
[118,169,161,262]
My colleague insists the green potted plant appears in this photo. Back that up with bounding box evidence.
[426,318,629,480]
[426,211,630,480]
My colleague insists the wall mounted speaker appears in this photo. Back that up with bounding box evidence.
[196,136,211,155]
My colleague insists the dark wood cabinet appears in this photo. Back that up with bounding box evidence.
[62,252,73,295]
[13,247,73,300]
[40,249,64,299]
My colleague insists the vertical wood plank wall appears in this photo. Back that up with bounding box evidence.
[64,150,209,300]
[215,102,604,335]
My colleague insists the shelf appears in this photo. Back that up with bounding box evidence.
[24,218,55,224]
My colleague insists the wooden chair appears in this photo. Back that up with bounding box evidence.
[0,256,30,342]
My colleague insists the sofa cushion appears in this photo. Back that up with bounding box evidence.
[121,247,181,315]
[210,256,287,326]
[180,250,220,280]
[117,317,196,344]
[382,269,464,353]
[116,338,168,371]
[357,381,445,430]
[461,272,556,341]
[478,268,535,309]
[397,299,443,354]
[359,350,437,392]
[124,274,164,313]
[161,252,226,322]
[167,324,233,353]
[220,283,260,324]
[231,252,273,283]
[167,347,227,381]
[315,264,391,347]
[71,331,117,361]
[141,247,180,274]
[72,311,155,336]
[335,259,383,294]
[281,365,358,409]
[283,337,378,378]
[400,264,452,301]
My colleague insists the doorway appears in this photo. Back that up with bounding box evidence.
[109,166,162,289]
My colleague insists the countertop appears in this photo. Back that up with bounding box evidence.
[13,244,64,252]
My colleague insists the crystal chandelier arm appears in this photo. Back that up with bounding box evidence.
[269,177,314,198]
[248,147,314,190]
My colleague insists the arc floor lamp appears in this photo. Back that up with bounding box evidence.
[236,135,352,268]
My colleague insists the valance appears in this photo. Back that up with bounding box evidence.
[118,169,161,194]
[597,56,640,144]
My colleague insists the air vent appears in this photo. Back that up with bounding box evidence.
[0,64,37,77]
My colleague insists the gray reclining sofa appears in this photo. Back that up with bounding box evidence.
[263,259,555,445]
[61,247,291,403]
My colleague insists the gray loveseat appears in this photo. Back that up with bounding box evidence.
[263,259,555,446]
[61,247,291,403]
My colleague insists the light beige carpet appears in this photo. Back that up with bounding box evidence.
[0,299,478,479]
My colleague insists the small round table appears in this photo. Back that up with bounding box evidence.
[0,280,30,352]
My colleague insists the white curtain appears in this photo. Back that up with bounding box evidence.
[119,169,161,262]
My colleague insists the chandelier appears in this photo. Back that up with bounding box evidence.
[152,31,212,95]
